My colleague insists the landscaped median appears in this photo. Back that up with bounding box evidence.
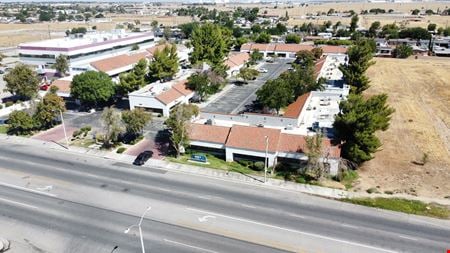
[342,197,450,219]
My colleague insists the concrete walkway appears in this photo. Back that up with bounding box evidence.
[1,133,450,206]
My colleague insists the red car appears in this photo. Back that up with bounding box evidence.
[40,84,50,91]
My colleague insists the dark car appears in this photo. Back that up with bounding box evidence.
[0,70,4,74]
[133,151,153,166]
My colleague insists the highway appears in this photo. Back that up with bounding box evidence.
[0,141,450,253]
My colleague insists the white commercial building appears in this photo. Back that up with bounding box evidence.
[128,71,195,117]
[18,30,156,75]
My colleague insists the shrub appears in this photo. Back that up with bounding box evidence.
[80,125,92,132]
[0,104,3,109]
[384,190,394,195]
[367,187,378,194]
[5,101,13,107]
[421,153,429,165]
[116,147,127,153]
[253,161,265,171]
[72,130,81,138]
[237,159,253,168]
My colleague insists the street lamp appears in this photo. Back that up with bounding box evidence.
[124,206,152,253]
[59,109,69,148]
[264,135,269,183]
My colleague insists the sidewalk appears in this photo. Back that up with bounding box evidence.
[1,134,450,206]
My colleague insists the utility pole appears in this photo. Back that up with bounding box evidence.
[264,135,269,183]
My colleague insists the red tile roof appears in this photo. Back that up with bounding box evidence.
[50,79,71,93]
[320,45,348,54]
[314,56,327,79]
[90,52,148,73]
[283,92,310,119]
[155,87,183,105]
[226,125,281,153]
[275,44,314,52]
[172,80,193,96]
[189,124,231,144]
[277,133,307,153]
[225,52,250,69]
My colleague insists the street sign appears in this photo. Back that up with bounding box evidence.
[191,154,207,163]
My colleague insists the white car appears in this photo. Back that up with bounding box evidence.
[258,68,268,73]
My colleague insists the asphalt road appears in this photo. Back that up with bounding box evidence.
[202,59,292,114]
[0,142,450,253]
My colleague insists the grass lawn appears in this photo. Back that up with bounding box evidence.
[0,125,7,134]
[167,153,258,175]
[343,197,450,219]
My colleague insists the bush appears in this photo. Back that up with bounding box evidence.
[72,130,81,138]
[384,190,394,195]
[237,159,253,168]
[116,147,127,153]
[0,104,3,109]
[252,161,265,171]
[367,187,378,194]
[80,125,92,132]
[5,101,13,107]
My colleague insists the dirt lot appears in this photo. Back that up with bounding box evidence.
[353,57,450,199]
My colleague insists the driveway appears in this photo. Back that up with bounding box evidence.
[202,58,293,114]
[31,125,77,143]
[126,118,170,160]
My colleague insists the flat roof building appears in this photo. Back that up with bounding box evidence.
[19,30,156,75]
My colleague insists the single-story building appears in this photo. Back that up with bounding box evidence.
[240,43,348,58]
[225,52,250,76]
[90,51,149,77]
[188,123,341,173]
[128,75,194,116]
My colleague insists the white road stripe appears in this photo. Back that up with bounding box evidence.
[0,197,38,209]
[0,182,56,197]
[240,204,257,209]
[164,239,219,253]
[187,208,398,253]
[340,223,359,229]
[398,235,418,241]
[288,213,306,219]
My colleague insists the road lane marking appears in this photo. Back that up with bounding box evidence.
[240,204,257,209]
[0,182,57,197]
[163,239,219,253]
[340,224,359,229]
[398,235,418,241]
[198,215,216,222]
[187,208,398,253]
[0,197,38,209]
[288,213,306,219]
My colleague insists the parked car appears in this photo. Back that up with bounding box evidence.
[40,84,50,91]
[258,68,268,73]
[265,57,274,63]
[0,70,4,74]
[133,151,153,166]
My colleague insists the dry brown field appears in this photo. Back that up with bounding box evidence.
[353,57,450,199]
[1,2,449,47]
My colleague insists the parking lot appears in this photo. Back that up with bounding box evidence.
[202,58,293,114]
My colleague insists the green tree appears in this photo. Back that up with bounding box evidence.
[71,71,115,107]
[3,64,40,99]
[256,79,292,115]
[100,107,124,148]
[165,104,199,157]
[186,72,210,101]
[339,42,375,94]
[399,27,431,40]
[393,44,413,58]
[39,10,54,21]
[334,93,394,164]
[304,133,325,180]
[350,14,359,32]
[33,92,66,130]
[148,44,179,82]
[255,32,271,43]
[411,9,420,15]
[179,22,199,38]
[7,110,34,135]
[285,34,301,44]
[295,50,315,66]
[151,20,158,30]
[190,23,232,67]
[311,47,323,59]
[54,54,69,76]
[122,108,151,139]
[249,49,263,65]
[427,23,436,31]
[368,21,381,37]
[117,58,147,96]
[237,67,259,83]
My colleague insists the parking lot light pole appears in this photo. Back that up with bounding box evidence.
[264,136,269,183]
[124,206,152,253]
[59,109,69,148]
